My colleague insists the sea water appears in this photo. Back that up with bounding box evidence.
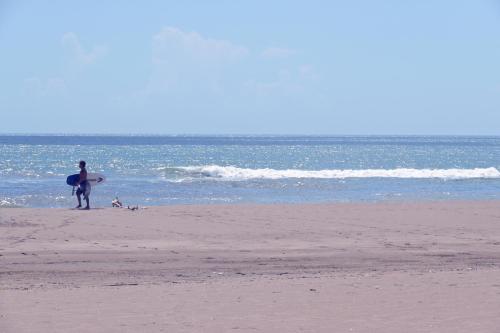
[1,135,500,208]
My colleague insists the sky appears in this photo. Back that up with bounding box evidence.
[1,0,499,135]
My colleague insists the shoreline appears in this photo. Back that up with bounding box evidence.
[2,200,500,332]
[4,196,500,209]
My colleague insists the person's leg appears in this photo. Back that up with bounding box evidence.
[83,182,91,209]
[76,193,82,208]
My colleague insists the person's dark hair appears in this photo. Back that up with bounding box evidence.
[79,160,86,167]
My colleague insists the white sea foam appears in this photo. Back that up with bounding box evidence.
[176,165,500,181]
[0,198,19,207]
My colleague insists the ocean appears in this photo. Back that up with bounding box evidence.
[1,135,500,208]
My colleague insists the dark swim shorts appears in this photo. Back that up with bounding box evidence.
[76,180,91,198]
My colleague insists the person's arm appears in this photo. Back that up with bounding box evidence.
[77,170,87,185]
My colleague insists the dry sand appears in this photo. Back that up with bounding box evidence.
[1,201,500,332]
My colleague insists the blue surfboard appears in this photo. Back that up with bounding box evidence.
[66,174,80,186]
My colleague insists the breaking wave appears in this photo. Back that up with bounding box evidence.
[0,198,22,208]
[159,165,500,181]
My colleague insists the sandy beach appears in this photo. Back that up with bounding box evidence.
[1,201,500,332]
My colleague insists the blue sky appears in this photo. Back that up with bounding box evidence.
[1,0,499,134]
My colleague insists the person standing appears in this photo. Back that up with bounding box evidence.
[76,160,91,209]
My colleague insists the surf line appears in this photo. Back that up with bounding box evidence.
[170,165,500,180]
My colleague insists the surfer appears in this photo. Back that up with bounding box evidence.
[75,160,91,210]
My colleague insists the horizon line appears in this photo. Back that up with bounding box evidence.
[1,133,500,138]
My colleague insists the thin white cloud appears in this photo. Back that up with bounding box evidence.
[125,26,321,112]
[136,27,248,98]
[61,32,107,65]
[152,27,248,64]
[260,47,296,59]
[23,34,106,99]
[298,64,319,80]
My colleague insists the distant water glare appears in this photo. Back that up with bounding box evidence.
[1,135,500,207]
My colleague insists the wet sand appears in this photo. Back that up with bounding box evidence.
[1,201,500,332]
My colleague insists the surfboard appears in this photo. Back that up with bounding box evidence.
[66,173,106,186]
